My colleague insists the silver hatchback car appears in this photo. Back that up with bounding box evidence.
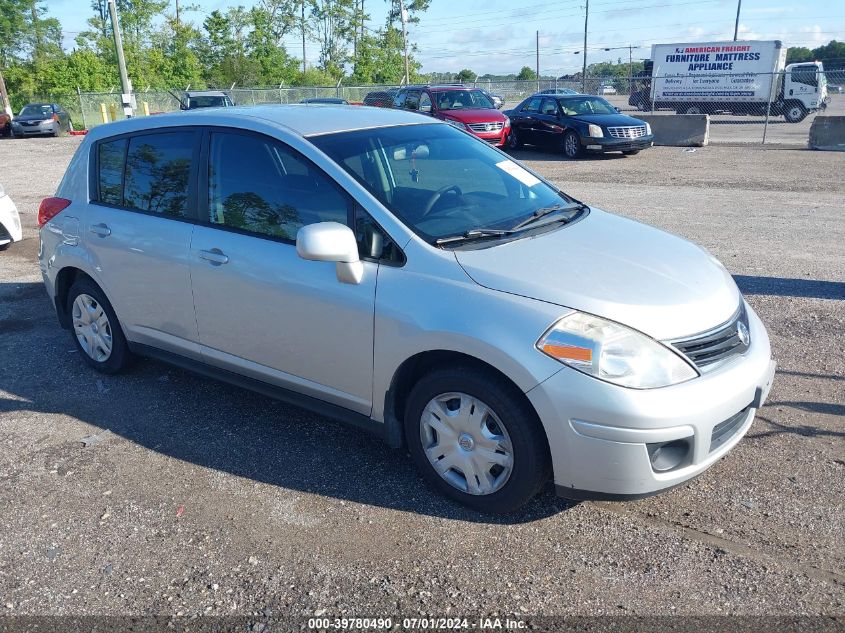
[38,105,775,513]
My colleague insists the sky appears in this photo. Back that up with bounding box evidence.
[46,0,845,76]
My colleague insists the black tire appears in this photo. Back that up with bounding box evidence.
[784,102,807,123]
[562,130,582,159]
[404,365,551,514]
[622,150,640,156]
[0,242,10,251]
[66,277,134,374]
[506,128,522,150]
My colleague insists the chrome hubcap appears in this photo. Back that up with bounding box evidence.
[420,392,513,496]
[72,294,113,362]
[565,135,578,156]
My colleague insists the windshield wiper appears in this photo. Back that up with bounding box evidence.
[435,228,515,246]
[510,203,587,231]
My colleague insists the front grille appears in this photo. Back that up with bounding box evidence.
[607,125,646,139]
[468,121,504,133]
[21,121,40,126]
[669,304,750,370]
[710,407,750,453]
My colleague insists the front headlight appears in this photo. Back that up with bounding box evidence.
[587,124,604,138]
[536,312,698,389]
[445,118,468,131]
[645,122,652,135]
[503,116,510,128]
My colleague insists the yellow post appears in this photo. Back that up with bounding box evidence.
[109,102,118,122]
[100,103,108,123]
[143,101,150,116]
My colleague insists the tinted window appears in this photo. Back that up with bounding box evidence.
[97,138,128,205]
[540,98,558,115]
[419,92,432,113]
[558,97,617,115]
[791,67,818,87]
[208,132,348,241]
[403,91,421,110]
[123,132,195,218]
[522,97,541,113]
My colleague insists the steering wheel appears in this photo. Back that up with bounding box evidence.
[421,185,463,217]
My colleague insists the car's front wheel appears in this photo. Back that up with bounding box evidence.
[562,130,583,159]
[506,128,522,150]
[67,278,134,374]
[404,366,550,514]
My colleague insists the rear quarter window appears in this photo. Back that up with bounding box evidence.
[97,138,128,205]
[123,131,195,217]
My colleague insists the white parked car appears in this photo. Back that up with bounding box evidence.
[597,84,618,95]
[0,183,22,250]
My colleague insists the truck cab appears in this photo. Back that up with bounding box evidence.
[782,61,827,122]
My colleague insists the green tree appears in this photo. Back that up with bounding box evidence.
[516,66,536,81]
[456,68,476,83]
[811,40,845,67]
[786,47,812,63]
[350,26,416,84]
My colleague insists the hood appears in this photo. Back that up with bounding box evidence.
[454,208,740,341]
[571,113,647,127]
[439,108,507,124]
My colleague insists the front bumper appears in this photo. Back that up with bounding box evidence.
[12,121,56,136]
[527,302,775,498]
[471,129,509,147]
[583,135,654,153]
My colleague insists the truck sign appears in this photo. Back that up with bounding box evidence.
[651,40,786,103]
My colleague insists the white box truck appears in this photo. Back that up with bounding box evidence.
[629,40,828,122]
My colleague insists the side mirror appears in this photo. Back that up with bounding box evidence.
[296,222,363,285]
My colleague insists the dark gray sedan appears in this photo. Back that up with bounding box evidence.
[11,103,73,137]
[506,94,653,158]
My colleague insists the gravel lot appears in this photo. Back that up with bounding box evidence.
[0,136,843,621]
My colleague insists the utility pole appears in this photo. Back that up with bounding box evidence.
[399,0,410,85]
[175,0,179,28]
[536,31,540,91]
[733,0,742,40]
[628,45,633,92]
[107,0,133,118]
[581,0,589,93]
[301,0,307,74]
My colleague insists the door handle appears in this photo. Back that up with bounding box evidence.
[198,248,229,265]
[89,223,111,237]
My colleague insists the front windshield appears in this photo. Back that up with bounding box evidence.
[20,104,52,117]
[558,96,617,116]
[434,89,495,110]
[311,123,573,243]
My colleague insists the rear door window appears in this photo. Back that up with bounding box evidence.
[123,131,198,218]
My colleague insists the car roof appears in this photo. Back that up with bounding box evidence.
[186,91,228,97]
[85,104,437,140]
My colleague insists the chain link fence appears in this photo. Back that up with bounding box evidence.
[21,70,840,146]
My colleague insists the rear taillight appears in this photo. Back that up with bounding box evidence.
[38,197,71,227]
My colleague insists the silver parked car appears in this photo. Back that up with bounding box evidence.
[11,102,73,137]
[38,105,775,513]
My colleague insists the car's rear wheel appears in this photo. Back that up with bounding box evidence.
[404,366,550,514]
[67,278,134,374]
[506,128,522,150]
[562,130,582,159]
